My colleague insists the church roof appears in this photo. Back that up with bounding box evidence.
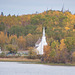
[35,38,41,44]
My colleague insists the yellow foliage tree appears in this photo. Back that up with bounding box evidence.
[60,39,66,51]
[18,36,26,50]
[9,35,17,45]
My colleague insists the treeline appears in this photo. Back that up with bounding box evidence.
[43,37,75,63]
[0,10,75,38]
[0,32,40,51]
[0,10,75,62]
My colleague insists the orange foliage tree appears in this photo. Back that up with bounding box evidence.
[0,32,7,50]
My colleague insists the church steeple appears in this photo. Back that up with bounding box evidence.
[35,27,47,55]
[43,27,45,37]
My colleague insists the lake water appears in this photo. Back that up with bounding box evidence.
[0,62,75,75]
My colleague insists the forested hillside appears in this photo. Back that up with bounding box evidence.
[0,10,75,63]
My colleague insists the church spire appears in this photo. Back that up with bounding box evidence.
[43,27,45,37]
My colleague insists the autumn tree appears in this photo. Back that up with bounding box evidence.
[26,33,39,47]
[72,52,75,62]
[0,22,5,31]
[64,37,75,53]
[0,32,7,50]
[17,36,26,50]
[64,37,75,62]
[9,26,24,37]
[43,45,51,62]
[59,39,66,51]
[9,35,17,45]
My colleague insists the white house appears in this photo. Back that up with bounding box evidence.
[35,27,47,55]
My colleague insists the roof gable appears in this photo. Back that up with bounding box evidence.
[35,38,41,44]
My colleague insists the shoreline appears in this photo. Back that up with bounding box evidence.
[0,58,41,62]
[40,62,75,66]
[0,58,75,66]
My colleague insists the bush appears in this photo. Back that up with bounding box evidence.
[6,44,18,54]
[0,52,6,58]
[27,47,38,59]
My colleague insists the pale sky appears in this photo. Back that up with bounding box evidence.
[0,0,75,16]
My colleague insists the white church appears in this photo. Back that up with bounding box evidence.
[35,27,47,55]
